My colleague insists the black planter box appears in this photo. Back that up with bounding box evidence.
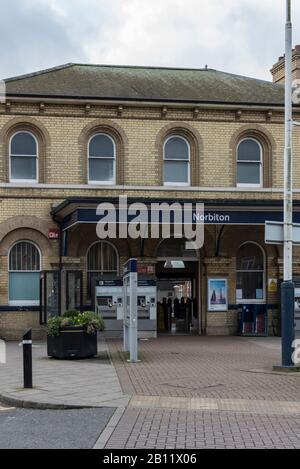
[47,327,98,359]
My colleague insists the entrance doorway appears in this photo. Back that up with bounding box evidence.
[157,277,198,334]
[155,238,200,335]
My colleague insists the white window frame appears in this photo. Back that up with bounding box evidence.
[163,135,191,187]
[236,241,266,304]
[8,240,41,306]
[236,138,263,188]
[88,133,116,186]
[9,131,39,184]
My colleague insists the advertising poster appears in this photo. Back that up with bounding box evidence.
[208,279,228,312]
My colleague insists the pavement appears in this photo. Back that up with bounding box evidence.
[0,335,300,449]
[0,339,129,409]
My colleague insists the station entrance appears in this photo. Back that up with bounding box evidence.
[155,238,200,335]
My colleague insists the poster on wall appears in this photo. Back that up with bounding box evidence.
[208,279,228,312]
[268,279,278,293]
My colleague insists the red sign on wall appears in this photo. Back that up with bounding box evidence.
[48,228,60,240]
[138,265,155,274]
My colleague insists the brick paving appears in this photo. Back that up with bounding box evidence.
[106,336,300,449]
[108,336,300,401]
[106,407,300,449]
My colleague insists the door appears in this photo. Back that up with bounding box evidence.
[40,271,61,324]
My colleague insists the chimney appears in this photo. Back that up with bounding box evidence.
[271,45,300,83]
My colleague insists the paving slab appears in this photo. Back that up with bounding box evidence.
[0,341,129,409]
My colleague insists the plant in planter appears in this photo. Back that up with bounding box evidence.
[47,310,105,359]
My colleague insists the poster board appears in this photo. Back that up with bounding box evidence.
[208,278,228,312]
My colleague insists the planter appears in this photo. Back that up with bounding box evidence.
[47,326,98,359]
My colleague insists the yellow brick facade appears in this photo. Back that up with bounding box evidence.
[0,97,299,340]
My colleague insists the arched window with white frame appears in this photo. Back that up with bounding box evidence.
[87,241,119,301]
[163,135,190,186]
[10,131,38,182]
[236,242,265,303]
[88,133,116,184]
[237,138,263,187]
[9,241,41,306]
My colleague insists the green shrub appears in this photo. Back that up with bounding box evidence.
[47,316,64,337]
[47,310,105,337]
[63,310,79,319]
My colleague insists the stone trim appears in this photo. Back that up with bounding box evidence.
[229,124,277,188]
[155,122,204,187]
[0,228,52,258]
[78,119,128,185]
[0,117,51,184]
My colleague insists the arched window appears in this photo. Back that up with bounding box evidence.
[237,138,262,187]
[87,241,119,300]
[236,242,265,302]
[88,133,116,184]
[9,241,41,305]
[164,136,190,186]
[10,131,38,182]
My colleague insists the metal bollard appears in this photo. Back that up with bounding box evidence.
[23,329,33,389]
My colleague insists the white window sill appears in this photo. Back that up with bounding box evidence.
[10,180,38,184]
[164,183,190,187]
[9,301,40,307]
[237,184,262,189]
[88,181,116,186]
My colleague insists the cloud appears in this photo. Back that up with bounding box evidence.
[0,0,88,78]
[1,0,300,81]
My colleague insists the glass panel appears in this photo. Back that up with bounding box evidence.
[165,137,189,160]
[9,272,40,301]
[157,238,197,258]
[11,156,37,180]
[89,159,115,182]
[238,139,261,162]
[164,161,188,184]
[237,162,260,185]
[102,244,118,271]
[67,272,82,311]
[88,243,101,271]
[10,242,40,271]
[45,271,60,319]
[11,132,37,156]
[236,272,264,300]
[88,272,100,303]
[237,244,264,270]
[89,134,114,158]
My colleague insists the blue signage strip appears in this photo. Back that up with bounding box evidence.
[62,207,300,231]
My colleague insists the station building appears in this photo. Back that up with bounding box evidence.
[1,49,300,340]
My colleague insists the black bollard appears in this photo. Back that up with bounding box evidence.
[23,329,33,389]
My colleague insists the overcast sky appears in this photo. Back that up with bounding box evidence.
[1,0,300,81]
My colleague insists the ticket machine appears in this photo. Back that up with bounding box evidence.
[137,280,157,338]
[95,280,123,336]
[95,278,157,338]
